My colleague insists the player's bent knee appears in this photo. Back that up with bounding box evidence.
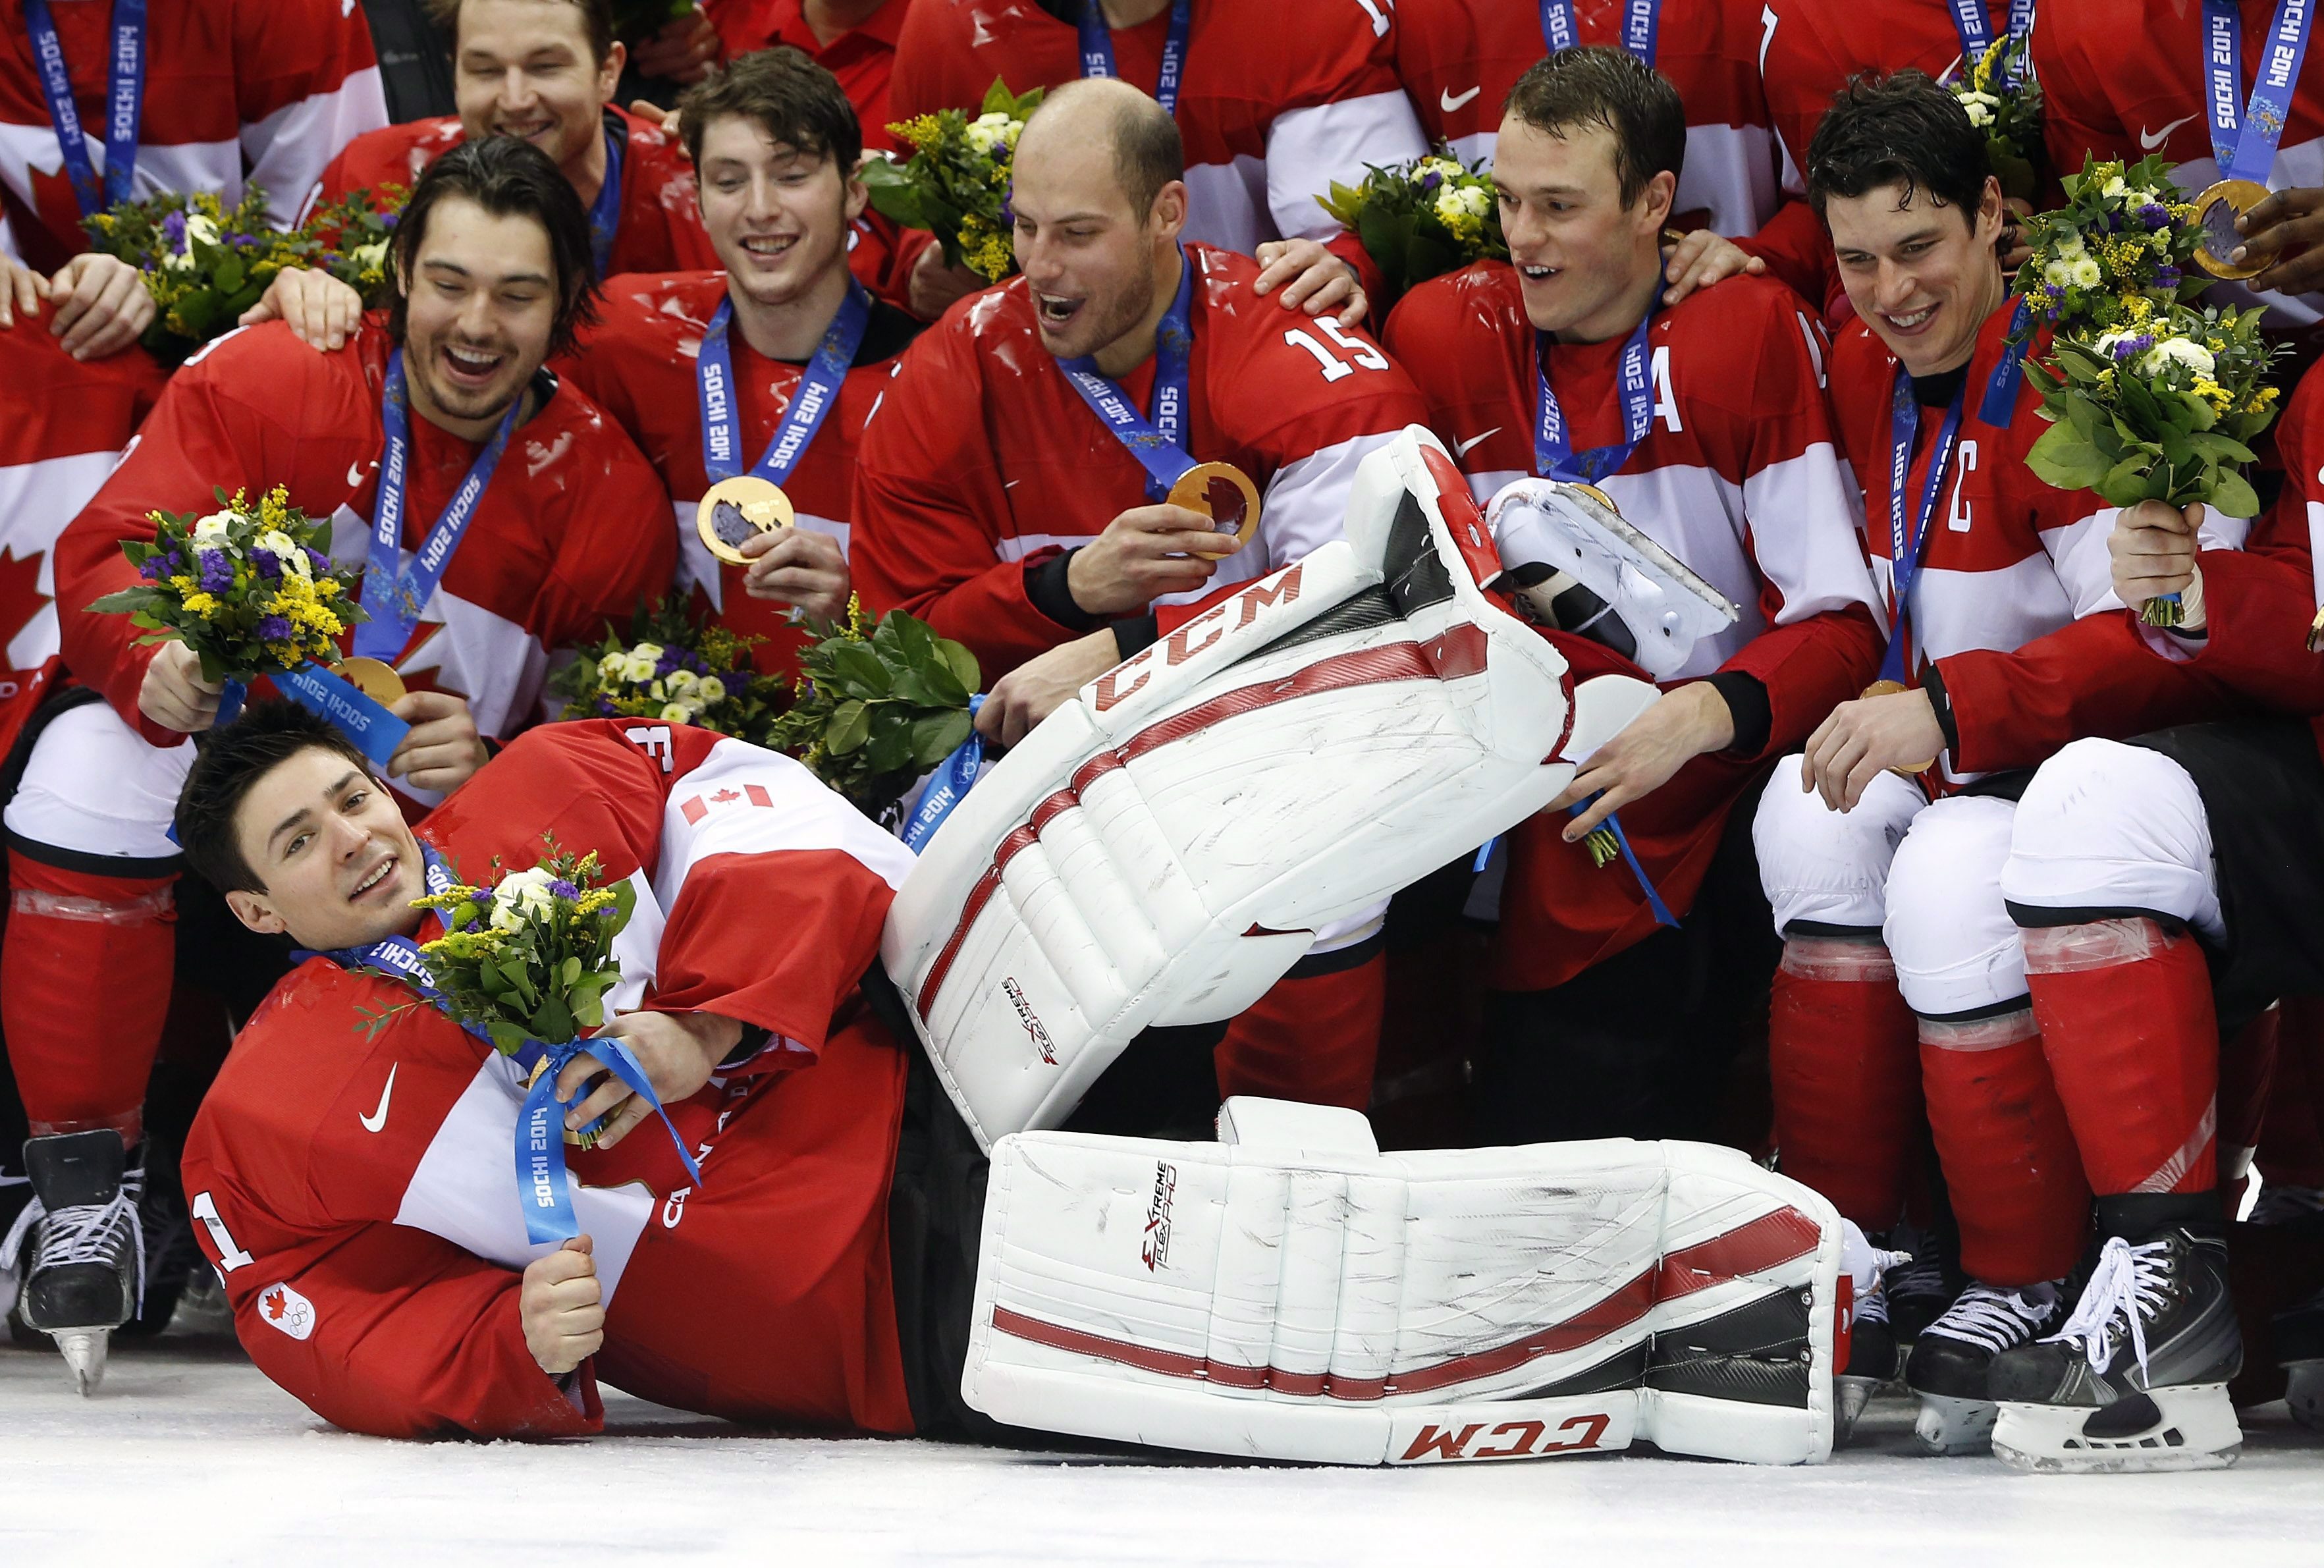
[2001,738,2213,925]
[1752,758,1920,936]
[1882,796,2024,1017]
[1,700,191,862]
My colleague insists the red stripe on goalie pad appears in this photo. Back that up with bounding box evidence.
[987,1205,1821,1399]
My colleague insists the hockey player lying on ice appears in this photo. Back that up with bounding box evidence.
[171,431,1870,1465]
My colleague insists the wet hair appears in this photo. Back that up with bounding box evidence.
[1806,70,1991,227]
[1502,45,1685,209]
[175,703,374,896]
[1030,78,1185,219]
[426,0,616,66]
[678,47,863,176]
[387,134,602,356]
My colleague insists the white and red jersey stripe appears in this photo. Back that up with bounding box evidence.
[51,319,675,761]
[888,0,1427,298]
[0,0,385,271]
[0,309,163,697]
[853,242,1431,680]
[178,720,922,1440]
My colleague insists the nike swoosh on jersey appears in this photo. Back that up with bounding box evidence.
[2140,113,2198,151]
[347,460,369,487]
[1441,85,1482,113]
[359,1063,397,1133]
[1455,427,1503,458]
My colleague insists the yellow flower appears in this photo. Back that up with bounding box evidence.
[180,591,219,616]
[890,114,944,153]
[169,574,196,592]
[2119,294,2153,323]
[574,888,618,914]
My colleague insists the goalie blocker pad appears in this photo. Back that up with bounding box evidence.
[884,427,1663,1149]
[963,1098,1847,1466]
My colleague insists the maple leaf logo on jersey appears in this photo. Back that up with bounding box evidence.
[257,1282,317,1340]
[0,547,53,670]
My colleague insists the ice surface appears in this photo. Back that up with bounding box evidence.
[5,1332,2321,1567]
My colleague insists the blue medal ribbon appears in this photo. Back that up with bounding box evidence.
[697,279,872,485]
[1534,302,1657,485]
[1879,367,1969,686]
[902,696,985,853]
[2202,0,2315,184]
[24,0,144,217]
[1078,0,1190,116]
[1539,1,1660,61]
[1947,0,2038,81]
[270,664,412,769]
[588,115,626,278]
[1059,247,1201,500]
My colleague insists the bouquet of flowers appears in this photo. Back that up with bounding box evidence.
[861,78,1042,283]
[82,188,317,362]
[1316,151,1506,307]
[2012,155,2205,342]
[763,597,981,817]
[298,186,404,307]
[1952,33,2044,203]
[396,843,635,1060]
[86,485,364,684]
[550,597,792,745]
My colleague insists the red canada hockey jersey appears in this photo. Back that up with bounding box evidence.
[2034,0,2324,356]
[53,319,675,766]
[179,719,921,1440]
[1833,296,2252,782]
[1384,261,1882,987]
[556,270,922,679]
[710,0,908,153]
[852,242,1430,679]
[0,0,386,272]
[887,0,1426,299]
[1392,0,1787,242]
[308,107,718,278]
[0,308,164,697]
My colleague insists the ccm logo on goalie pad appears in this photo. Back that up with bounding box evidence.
[1143,1161,1177,1270]
[1002,977,1057,1065]
[1397,1413,1613,1463]
[1093,565,1307,713]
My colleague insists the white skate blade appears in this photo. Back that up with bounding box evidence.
[1834,1376,1877,1446]
[2284,1359,2324,1432]
[50,1326,108,1395]
[1911,1392,1995,1455]
[1991,1384,2240,1473]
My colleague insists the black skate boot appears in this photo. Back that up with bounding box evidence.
[1879,1218,1959,1342]
[1903,1280,2064,1455]
[1989,1194,2241,1473]
[6,1131,145,1394]
[2273,1282,2324,1432]
[1835,1282,1895,1445]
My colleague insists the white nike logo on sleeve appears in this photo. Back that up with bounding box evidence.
[347,460,369,487]
[1454,427,1502,458]
[1441,86,1482,113]
[359,1064,397,1133]
[2140,113,2198,151]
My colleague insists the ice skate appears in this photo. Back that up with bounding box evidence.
[4,1131,146,1395]
[1878,1221,1956,1342]
[1833,1220,1910,1444]
[2273,1282,2324,1432]
[1903,1280,2063,1455]
[1989,1203,2241,1474]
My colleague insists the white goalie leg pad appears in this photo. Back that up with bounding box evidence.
[885,428,1587,1149]
[963,1108,1845,1466]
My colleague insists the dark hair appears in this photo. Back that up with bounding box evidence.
[1030,78,1185,219]
[678,47,863,176]
[426,0,616,65]
[1503,45,1685,209]
[1806,70,1991,226]
[387,134,602,356]
[175,703,374,896]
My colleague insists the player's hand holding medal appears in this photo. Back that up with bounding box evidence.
[88,483,415,762]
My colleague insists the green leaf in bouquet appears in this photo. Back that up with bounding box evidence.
[919,655,970,708]
[560,956,583,987]
[827,640,893,697]
[87,586,163,615]
[2024,421,2113,491]
[940,637,981,695]
[2198,469,2261,520]
[826,699,871,754]
[534,992,574,1047]
[486,1019,529,1057]
[2101,454,2159,504]
[2190,431,2258,465]
[2157,425,2196,469]
[911,708,974,768]
[214,253,246,295]
[866,713,913,774]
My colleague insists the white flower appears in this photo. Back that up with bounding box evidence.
[2140,337,2216,378]
[349,240,388,273]
[487,867,558,931]
[659,701,693,722]
[2044,259,2076,288]
[2070,256,2102,288]
[964,112,1016,156]
[1419,157,1466,180]
[190,513,233,543]
[2055,232,2087,259]
[664,668,699,694]
[2101,175,2128,199]
[647,678,666,701]
[630,641,664,663]
[621,654,657,684]
[258,529,310,578]
[695,676,726,704]
[597,651,626,682]
[184,213,219,250]
[1959,91,1998,128]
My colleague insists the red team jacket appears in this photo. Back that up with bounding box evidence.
[52,320,675,758]
[851,242,1429,679]
[712,0,909,153]
[558,270,922,679]
[310,107,719,278]
[1831,297,2253,783]
[0,0,385,270]
[0,310,165,697]
[1385,263,1883,987]
[179,720,921,1440]
[887,0,1426,303]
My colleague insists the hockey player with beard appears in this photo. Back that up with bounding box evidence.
[1380,47,1883,1149]
[1746,72,2254,1457]
[556,47,920,679]
[0,136,673,1392]
[309,0,718,281]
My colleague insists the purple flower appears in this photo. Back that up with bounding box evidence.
[161,210,186,252]
[2043,283,2066,298]
[379,211,399,229]
[255,614,291,641]
[1419,170,1443,192]
[197,551,234,593]
[655,649,682,676]
[163,549,183,574]
[250,547,281,580]
[138,555,164,581]
[547,879,581,903]
[306,547,331,574]
[2155,265,2182,288]
[2139,202,2169,230]
[594,695,616,716]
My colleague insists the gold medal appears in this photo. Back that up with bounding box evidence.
[331,657,407,705]
[1166,460,1262,558]
[1859,679,1937,776]
[521,1056,601,1151]
[695,475,795,568]
[2190,178,2272,281]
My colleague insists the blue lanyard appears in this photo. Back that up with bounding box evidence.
[902,696,985,854]
[1539,1,1660,62]
[588,116,626,277]
[696,280,871,485]
[24,0,144,217]
[1880,369,1968,686]
[354,351,524,662]
[1534,305,1656,485]
[1948,0,2037,80]
[2203,0,2315,184]
[1059,248,1200,501]
[1078,0,1190,117]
